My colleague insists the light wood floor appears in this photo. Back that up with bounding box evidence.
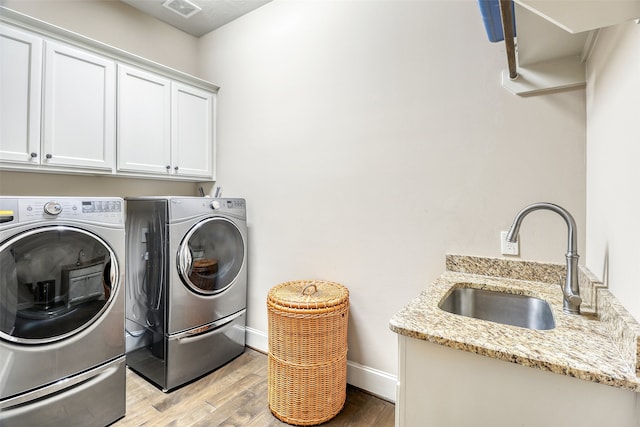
[111,348,395,426]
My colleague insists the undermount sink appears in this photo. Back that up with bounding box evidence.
[439,286,556,330]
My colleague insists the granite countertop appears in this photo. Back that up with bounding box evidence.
[389,255,640,392]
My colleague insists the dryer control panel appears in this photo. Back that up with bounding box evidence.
[169,197,246,221]
[208,198,245,219]
[211,199,245,211]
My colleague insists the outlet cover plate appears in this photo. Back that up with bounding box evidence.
[501,231,519,256]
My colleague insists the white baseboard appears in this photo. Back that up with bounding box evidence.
[346,360,397,403]
[245,327,397,403]
[246,326,269,352]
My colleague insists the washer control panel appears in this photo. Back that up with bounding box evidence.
[0,197,124,225]
[43,201,63,216]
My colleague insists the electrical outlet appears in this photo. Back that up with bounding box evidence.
[500,231,519,256]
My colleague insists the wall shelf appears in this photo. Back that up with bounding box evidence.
[517,0,640,34]
[503,0,640,96]
[502,55,585,96]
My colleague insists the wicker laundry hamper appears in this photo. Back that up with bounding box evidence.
[267,280,349,426]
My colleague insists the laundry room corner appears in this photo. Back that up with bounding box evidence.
[196,0,586,402]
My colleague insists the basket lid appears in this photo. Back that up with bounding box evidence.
[268,280,348,309]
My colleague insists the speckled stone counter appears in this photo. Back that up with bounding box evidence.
[389,255,640,392]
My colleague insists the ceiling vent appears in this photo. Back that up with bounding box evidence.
[162,0,202,19]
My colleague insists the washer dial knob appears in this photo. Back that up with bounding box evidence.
[210,200,221,210]
[43,201,62,216]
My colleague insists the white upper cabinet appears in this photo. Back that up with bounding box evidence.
[117,65,215,180]
[117,64,172,175]
[0,27,115,172]
[171,83,214,179]
[0,9,218,181]
[0,25,42,164]
[43,41,116,171]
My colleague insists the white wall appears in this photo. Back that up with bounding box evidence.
[198,0,586,388]
[1,0,200,75]
[586,20,640,321]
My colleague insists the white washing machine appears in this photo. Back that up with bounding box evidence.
[125,197,247,391]
[0,196,126,426]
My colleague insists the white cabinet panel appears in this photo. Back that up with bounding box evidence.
[43,41,115,171]
[0,25,42,164]
[171,82,214,179]
[117,64,171,174]
[117,69,214,180]
[396,336,639,427]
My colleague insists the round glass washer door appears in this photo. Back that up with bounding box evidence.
[0,226,119,344]
[177,217,245,295]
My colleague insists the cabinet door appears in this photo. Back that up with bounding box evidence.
[171,82,214,179]
[0,25,42,164]
[117,64,171,174]
[42,41,115,171]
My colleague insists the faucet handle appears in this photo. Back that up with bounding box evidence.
[557,273,582,308]
[567,294,582,306]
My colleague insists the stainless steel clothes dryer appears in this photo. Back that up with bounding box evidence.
[0,197,125,427]
[125,197,247,391]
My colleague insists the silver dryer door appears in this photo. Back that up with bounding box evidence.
[177,217,245,295]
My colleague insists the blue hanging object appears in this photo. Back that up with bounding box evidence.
[478,0,516,43]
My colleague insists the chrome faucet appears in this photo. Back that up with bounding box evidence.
[506,202,582,314]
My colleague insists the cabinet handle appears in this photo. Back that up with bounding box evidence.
[45,154,52,159]
[166,165,171,170]
[174,166,179,171]
[30,152,38,158]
